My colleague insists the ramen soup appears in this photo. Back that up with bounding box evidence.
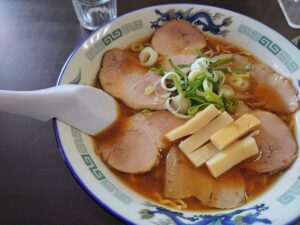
[94,19,299,210]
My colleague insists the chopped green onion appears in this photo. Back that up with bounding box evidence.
[169,73,183,94]
[177,63,192,68]
[215,70,225,78]
[188,105,201,116]
[187,103,210,116]
[160,72,184,95]
[168,59,188,85]
[184,91,206,102]
[222,95,239,113]
[211,71,220,82]
[151,66,165,76]
[203,79,213,92]
[207,57,218,63]
[204,69,213,79]
[191,58,210,71]
[209,55,235,68]
[205,88,223,106]
[195,48,206,58]
[212,81,220,93]
[163,50,241,117]
[187,95,206,104]
[188,70,206,82]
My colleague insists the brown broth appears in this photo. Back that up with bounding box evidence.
[94,35,296,211]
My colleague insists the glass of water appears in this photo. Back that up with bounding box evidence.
[278,0,300,28]
[72,0,117,30]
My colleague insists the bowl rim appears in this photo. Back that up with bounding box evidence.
[53,3,300,225]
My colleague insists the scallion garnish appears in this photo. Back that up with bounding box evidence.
[153,51,251,118]
[195,48,206,58]
[209,55,235,68]
[151,66,165,76]
[168,59,188,86]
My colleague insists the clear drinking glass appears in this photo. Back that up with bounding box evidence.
[278,0,300,28]
[72,0,117,30]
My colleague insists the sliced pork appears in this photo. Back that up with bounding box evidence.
[250,64,299,113]
[151,19,206,56]
[99,48,166,110]
[245,110,297,174]
[216,54,299,113]
[98,111,184,173]
[165,146,246,209]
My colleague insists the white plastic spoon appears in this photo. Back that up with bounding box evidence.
[0,84,118,135]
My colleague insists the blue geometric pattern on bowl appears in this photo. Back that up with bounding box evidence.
[277,175,300,205]
[140,202,272,225]
[151,8,232,37]
[237,24,300,73]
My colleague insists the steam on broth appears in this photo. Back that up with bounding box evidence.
[95,19,298,210]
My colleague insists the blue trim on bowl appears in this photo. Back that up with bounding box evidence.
[53,119,133,225]
[53,3,300,225]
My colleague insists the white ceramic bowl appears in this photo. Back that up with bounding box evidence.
[54,4,300,225]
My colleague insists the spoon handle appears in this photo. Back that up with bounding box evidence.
[0,84,117,135]
[0,85,79,121]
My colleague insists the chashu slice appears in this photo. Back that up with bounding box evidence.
[165,146,246,209]
[99,48,166,110]
[249,64,299,113]
[215,54,299,113]
[245,110,297,174]
[98,111,184,174]
[151,19,206,56]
